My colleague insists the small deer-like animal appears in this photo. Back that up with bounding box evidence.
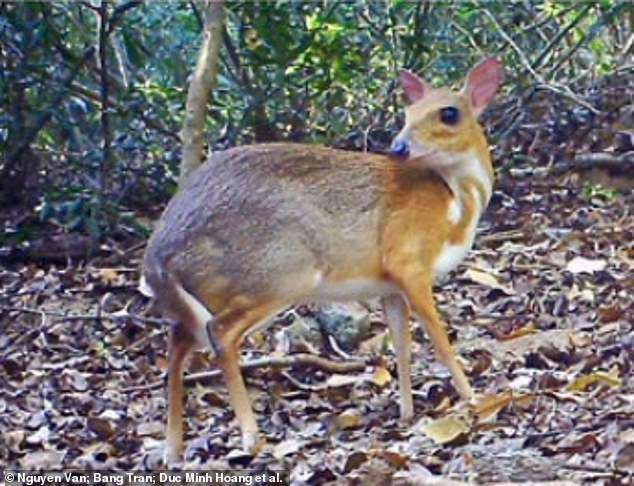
[141,58,503,464]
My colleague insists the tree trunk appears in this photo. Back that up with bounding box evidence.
[179,0,225,187]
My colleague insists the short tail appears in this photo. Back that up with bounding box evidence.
[141,257,213,349]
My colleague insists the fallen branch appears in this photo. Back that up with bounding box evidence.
[573,151,634,171]
[543,152,634,175]
[120,353,369,393]
[0,234,97,263]
[107,0,142,34]
[478,3,542,82]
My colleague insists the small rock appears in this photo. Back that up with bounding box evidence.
[313,303,371,350]
[285,314,324,351]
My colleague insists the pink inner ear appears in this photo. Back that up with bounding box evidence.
[399,69,426,103]
[468,58,503,110]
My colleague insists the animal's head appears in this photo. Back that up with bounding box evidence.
[390,58,504,168]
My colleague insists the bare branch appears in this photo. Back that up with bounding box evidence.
[531,4,592,71]
[547,2,628,78]
[107,0,142,34]
[97,0,112,210]
[477,4,599,114]
[179,0,226,186]
[478,3,543,83]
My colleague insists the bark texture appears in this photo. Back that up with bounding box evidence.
[179,0,225,187]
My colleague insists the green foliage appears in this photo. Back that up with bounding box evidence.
[36,191,104,239]
[583,182,620,202]
[0,0,630,242]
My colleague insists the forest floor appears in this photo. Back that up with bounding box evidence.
[1,81,633,485]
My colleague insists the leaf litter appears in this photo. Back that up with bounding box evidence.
[1,84,633,484]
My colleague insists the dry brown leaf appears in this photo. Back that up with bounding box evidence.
[372,366,392,387]
[473,391,513,422]
[498,323,537,341]
[420,416,469,444]
[336,409,363,430]
[4,430,26,452]
[472,329,574,360]
[136,421,163,437]
[155,356,168,372]
[569,332,592,347]
[19,450,65,469]
[434,396,452,413]
[615,443,634,471]
[343,450,368,473]
[620,428,634,444]
[99,267,120,284]
[567,369,621,392]
[465,268,515,294]
[374,449,409,469]
[87,417,114,439]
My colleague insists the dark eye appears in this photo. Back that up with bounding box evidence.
[440,106,460,125]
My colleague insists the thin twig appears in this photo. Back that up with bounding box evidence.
[478,5,599,113]
[6,46,96,166]
[531,4,592,71]
[562,463,632,478]
[478,229,527,246]
[79,1,99,12]
[478,3,543,82]
[535,83,600,113]
[547,2,627,78]
[451,20,483,54]
[0,305,168,326]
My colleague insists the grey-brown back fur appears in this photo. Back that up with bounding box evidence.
[143,143,397,311]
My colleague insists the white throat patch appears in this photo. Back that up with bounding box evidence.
[434,153,492,279]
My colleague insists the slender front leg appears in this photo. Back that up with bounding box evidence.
[397,276,474,402]
[381,294,414,420]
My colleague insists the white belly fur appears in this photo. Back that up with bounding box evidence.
[309,278,400,302]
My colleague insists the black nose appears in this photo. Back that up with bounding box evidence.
[390,139,410,158]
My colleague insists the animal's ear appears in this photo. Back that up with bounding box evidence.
[399,69,428,104]
[464,58,504,117]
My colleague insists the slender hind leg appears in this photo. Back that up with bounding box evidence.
[165,322,196,465]
[207,304,282,454]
